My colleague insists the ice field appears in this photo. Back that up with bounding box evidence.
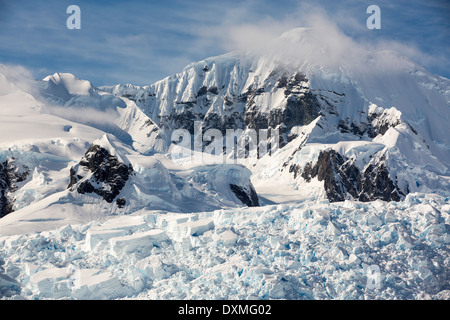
[1,193,448,300]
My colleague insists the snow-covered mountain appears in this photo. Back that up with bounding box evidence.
[0,69,264,232]
[101,28,450,204]
[0,28,449,300]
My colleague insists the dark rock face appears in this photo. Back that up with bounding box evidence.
[367,110,402,137]
[117,71,321,151]
[244,72,321,137]
[358,164,402,202]
[297,150,403,202]
[195,86,208,98]
[0,158,29,218]
[244,91,321,133]
[68,145,133,204]
[338,108,403,139]
[282,92,321,130]
[116,197,127,208]
[229,183,260,207]
[0,164,14,218]
[338,120,370,137]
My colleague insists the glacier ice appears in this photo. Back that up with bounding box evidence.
[0,192,448,300]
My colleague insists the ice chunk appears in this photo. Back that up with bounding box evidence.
[29,267,127,299]
[331,246,349,261]
[315,209,330,220]
[251,266,273,275]
[72,269,127,300]
[24,262,41,276]
[135,257,173,280]
[127,269,146,292]
[57,224,77,240]
[385,211,397,223]
[109,229,168,257]
[173,236,193,253]
[347,254,361,266]
[214,230,238,246]
[367,213,383,227]
[327,222,341,235]
[174,219,215,238]
[160,214,193,231]
[29,268,71,299]
[86,228,130,251]
[98,215,151,233]
[4,235,25,249]
[0,274,21,296]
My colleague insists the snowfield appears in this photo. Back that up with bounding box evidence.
[1,193,449,300]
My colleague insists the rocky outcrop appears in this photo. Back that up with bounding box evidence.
[295,149,403,202]
[243,72,321,137]
[229,183,259,207]
[358,162,402,202]
[337,105,407,139]
[0,158,29,218]
[68,144,134,205]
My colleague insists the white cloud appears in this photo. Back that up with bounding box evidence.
[0,64,40,96]
[0,64,121,129]
[198,4,448,77]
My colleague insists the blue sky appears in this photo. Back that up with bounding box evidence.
[0,0,449,86]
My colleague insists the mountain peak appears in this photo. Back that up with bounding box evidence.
[43,72,93,96]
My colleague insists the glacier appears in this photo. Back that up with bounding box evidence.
[0,193,449,300]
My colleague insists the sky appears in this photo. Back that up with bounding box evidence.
[0,0,449,86]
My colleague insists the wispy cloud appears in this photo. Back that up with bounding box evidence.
[197,1,450,77]
[0,64,40,96]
